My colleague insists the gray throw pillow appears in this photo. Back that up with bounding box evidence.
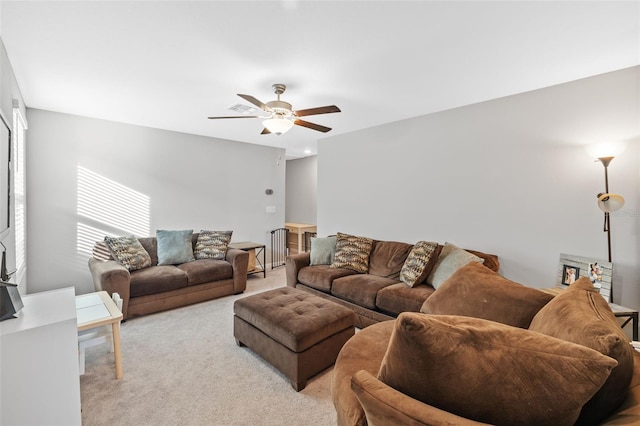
[156,229,195,265]
[310,236,337,265]
[426,242,484,288]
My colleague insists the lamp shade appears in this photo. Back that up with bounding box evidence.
[263,118,293,135]
[597,193,625,213]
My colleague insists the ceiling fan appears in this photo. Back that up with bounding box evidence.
[208,84,341,135]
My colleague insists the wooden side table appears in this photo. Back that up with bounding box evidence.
[285,222,316,255]
[609,303,639,341]
[229,241,266,278]
[541,286,638,340]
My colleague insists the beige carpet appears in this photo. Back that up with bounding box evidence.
[80,267,337,426]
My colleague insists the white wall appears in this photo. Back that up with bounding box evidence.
[319,66,640,309]
[285,156,317,225]
[26,109,285,295]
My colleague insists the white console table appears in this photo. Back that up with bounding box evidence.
[0,287,82,425]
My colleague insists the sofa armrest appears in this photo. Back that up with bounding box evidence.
[351,370,491,426]
[226,248,248,294]
[88,257,131,319]
[285,252,311,287]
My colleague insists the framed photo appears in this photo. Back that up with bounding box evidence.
[557,253,612,302]
[562,264,579,285]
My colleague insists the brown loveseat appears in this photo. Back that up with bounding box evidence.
[332,268,638,426]
[88,233,249,319]
[286,234,499,328]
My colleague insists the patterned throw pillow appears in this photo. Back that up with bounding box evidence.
[330,232,374,273]
[399,241,440,287]
[104,235,152,271]
[194,230,233,260]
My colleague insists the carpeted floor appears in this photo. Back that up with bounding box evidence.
[80,267,337,426]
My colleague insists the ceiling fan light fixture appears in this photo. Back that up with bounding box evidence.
[263,117,293,135]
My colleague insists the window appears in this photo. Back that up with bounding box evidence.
[13,103,27,282]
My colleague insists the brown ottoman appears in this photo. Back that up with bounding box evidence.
[233,286,356,391]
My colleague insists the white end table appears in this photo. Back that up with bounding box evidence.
[76,291,124,379]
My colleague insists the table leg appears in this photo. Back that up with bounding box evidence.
[111,321,123,379]
[633,312,639,341]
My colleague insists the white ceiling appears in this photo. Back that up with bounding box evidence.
[1,1,638,159]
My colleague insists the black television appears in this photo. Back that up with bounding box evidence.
[0,113,10,236]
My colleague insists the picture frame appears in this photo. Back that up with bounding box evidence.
[557,253,612,302]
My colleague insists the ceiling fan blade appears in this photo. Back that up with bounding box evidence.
[293,105,341,117]
[237,94,269,111]
[294,119,332,133]
[261,128,271,135]
[207,115,261,119]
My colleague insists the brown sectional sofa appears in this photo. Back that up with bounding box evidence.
[286,238,499,328]
[333,273,639,425]
[88,234,249,319]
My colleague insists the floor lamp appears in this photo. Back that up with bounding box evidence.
[596,156,625,301]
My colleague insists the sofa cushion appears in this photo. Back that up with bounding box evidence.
[194,230,233,260]
[378,313,618,426]
[137,237,159,265]
[332,321,396,426]
[177,259,233,285]
[129,265,189,297]
[368,240,413,279]
[426,242,484,288]
[351,370,491,426]
[104,235,152,271]
[529,277,634,425]
[310,236,337,265]
[331,274,398,310]
[298,265,357,292]
[465,249,500,272]
[156,229,195,265]
[376,283,435,316]
[399,241,440,287]
[330,232,374,273]
[421,262,554,328]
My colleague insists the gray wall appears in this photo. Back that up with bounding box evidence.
[318,66,640,309]
[26,109,285,294]
[285,156,317,225]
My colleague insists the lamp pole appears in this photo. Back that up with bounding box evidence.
[599,156,613,263]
